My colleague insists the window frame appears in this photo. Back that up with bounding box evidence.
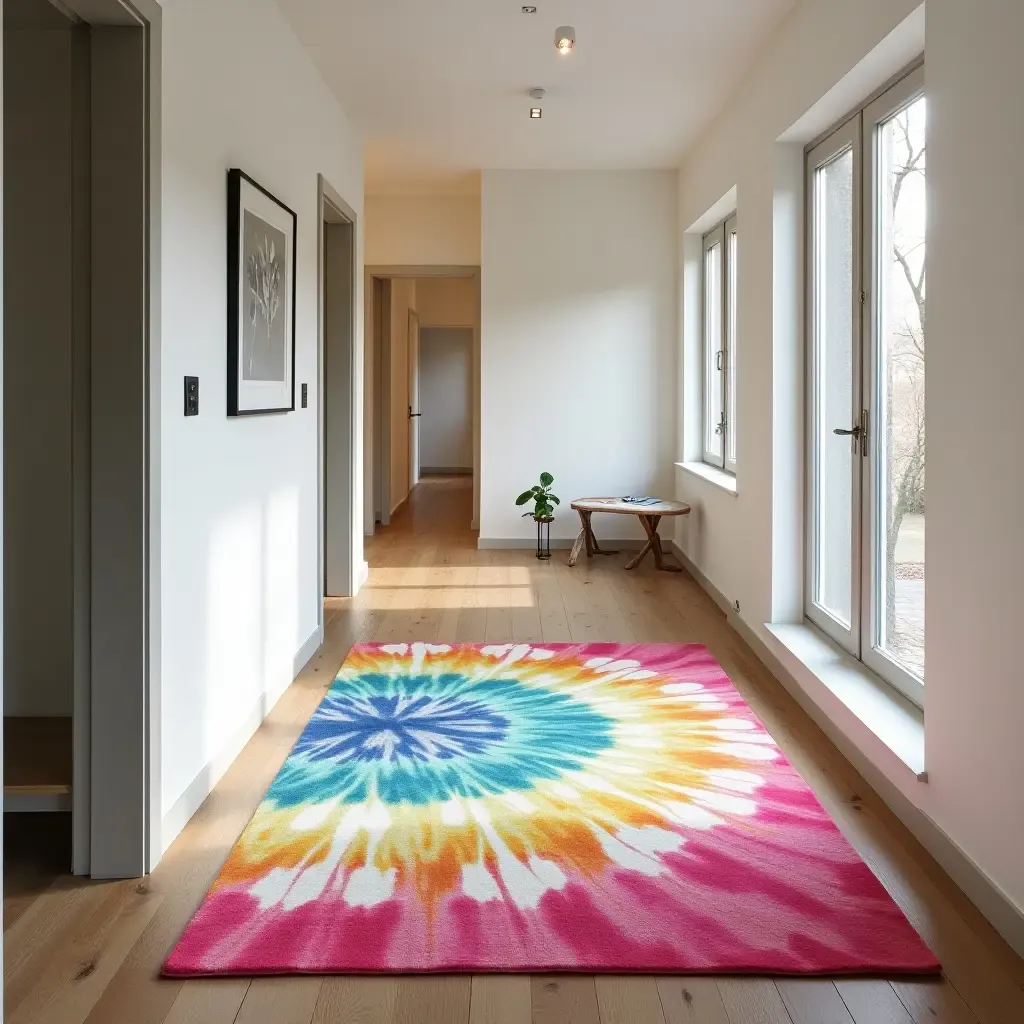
[701,214,738,472]
[859,66,926,705]
[804,62,925,707]
[804,116,864,657]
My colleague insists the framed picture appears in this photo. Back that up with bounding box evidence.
[227,169,297,415]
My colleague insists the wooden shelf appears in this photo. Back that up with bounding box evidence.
[4,717,73,803]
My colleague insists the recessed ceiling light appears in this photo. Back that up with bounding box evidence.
[522,6,537,13]
[555,25,575,54]
[530,107,543,119]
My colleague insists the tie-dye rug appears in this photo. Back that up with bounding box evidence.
[164,642,939,976]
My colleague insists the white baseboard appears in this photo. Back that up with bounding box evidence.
[161,623,325,858]
[669,539,1024,959]
[293,623,325,678]
[160,692,268,856]
[355,560,370,594]
[477,538,646,551]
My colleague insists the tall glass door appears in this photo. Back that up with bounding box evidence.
[806,64,926,705]
[806,118,862,653]
[862,69,926,703]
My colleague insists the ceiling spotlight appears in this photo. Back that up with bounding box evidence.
[521,5,537,12]
[555,25,575,54]
[530,108,543,119]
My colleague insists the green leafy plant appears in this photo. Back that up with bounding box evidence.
[516,472,560,521]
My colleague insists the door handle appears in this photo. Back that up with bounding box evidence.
[833,410,869,455]
[408,407,421,419]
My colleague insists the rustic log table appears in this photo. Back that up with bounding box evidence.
[568,497,691,572]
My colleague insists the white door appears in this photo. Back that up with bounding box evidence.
[408,309,421,489]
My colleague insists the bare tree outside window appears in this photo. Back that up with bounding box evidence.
[881,98,926,677]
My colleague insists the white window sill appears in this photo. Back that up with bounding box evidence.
[676,461,737,495]
[763,622,926,780]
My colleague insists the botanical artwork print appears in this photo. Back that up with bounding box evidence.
[165,643,939,976]
[242,210,287,382]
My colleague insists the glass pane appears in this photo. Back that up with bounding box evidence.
[704,243,723,460]
[876,96,926,680]
[726,229,738,466]
[812,147,855,627]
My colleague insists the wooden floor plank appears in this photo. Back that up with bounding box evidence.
[531,976,601,1024]
[776,979,854,1024]
[891,978,981,1024]
[655,977,731,1023]
[311,977,398,1024]
[8,886,162,1024]
[595,975,667,1024]
[834,980,914,1024]
[716,980,793,1024]
[234,977,322,1024]
[469,975,532,1024]
[161,978,250,1024]
[392,976,471,1024]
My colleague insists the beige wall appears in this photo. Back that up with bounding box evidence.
[366,194,480,265]
[420,327,473,472]
[389,279,416,511]
[4,26,75,717]
[415,277,476,328]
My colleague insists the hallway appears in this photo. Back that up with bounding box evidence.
[4,477,1023,1023]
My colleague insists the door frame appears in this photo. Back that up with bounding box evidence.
[407,309,420,491]
[37,0,164,877]
[363,265,481,533]
[317,174,362,607]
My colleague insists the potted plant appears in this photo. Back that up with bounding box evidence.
[516,472,560,560]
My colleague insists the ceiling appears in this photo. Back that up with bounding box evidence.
[277,0,796,194]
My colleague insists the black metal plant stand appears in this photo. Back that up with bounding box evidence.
[535,516,553,560]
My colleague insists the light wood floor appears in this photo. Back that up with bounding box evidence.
[4,476,1023,1024]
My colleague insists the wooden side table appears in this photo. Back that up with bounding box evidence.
[568,497,691,572]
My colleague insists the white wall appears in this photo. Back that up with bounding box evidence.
[159,0,363,848]
[675,0,1024,927]
[481,171,677,544]
[420,328,472,472]
[3,26,74,716]
[366,194,480,266]
[924,0,1024,926]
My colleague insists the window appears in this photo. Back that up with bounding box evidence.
[805,65,925,705]
[702,214,738,471]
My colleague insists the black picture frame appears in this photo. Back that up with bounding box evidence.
[227,169,298,416]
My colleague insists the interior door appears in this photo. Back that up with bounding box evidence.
[408,309,421,489]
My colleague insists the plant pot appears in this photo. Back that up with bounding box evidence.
[535,516,554,560]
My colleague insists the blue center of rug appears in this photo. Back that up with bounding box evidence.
[311,691,510,763]
[267,672,614,807]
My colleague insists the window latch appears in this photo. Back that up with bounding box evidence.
[715,414,727,437]
[833,409,869,455]
[716,350,725,372]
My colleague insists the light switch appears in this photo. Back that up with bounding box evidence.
[184,376,199,417]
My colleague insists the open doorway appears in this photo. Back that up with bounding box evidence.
[418,327,473,478]
[318,175,361,600]
[365,267,480,533]
[3,0,160,880]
